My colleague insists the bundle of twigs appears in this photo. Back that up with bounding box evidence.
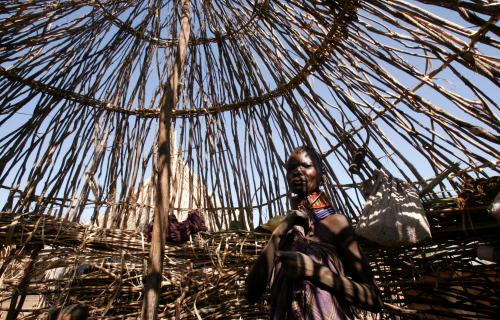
[0,212,149,254]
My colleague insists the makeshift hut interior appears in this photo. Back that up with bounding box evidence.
[0,0,499,319]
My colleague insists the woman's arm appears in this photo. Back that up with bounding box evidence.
[245,210,308,303]
[327,214,382,310]
[277,214,382,312]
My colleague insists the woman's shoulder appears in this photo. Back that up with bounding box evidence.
[322,213,351,235]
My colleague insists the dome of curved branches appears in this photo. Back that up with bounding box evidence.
[0,0,498,229]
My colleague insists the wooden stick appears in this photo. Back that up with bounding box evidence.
[142,1,191,319]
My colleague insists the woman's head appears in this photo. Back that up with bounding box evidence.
[286,146,323,196]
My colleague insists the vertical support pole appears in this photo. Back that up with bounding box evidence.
[6,245,42,320]
[142,1,191,319]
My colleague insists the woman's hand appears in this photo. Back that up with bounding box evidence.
[245,209,311,303]
[272,209,309,238]
[276,250,319,279]
[287,209,309,225]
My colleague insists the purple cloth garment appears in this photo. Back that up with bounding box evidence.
[145,209,207,243]
[168,209,208,242]
[270,226,352,320]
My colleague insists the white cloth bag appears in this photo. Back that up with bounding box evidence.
[489,191,500,223]
[355,170,431,247]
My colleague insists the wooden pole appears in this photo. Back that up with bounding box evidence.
[6,245,42,320]
[142,1,191,319]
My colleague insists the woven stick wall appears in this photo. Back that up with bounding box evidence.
[0,0,499,319]
[1,204,498,319]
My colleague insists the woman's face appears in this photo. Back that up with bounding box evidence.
[286,150,321,196]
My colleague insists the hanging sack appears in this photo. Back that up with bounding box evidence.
[489,191,500,223]
[355,169,431,247]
